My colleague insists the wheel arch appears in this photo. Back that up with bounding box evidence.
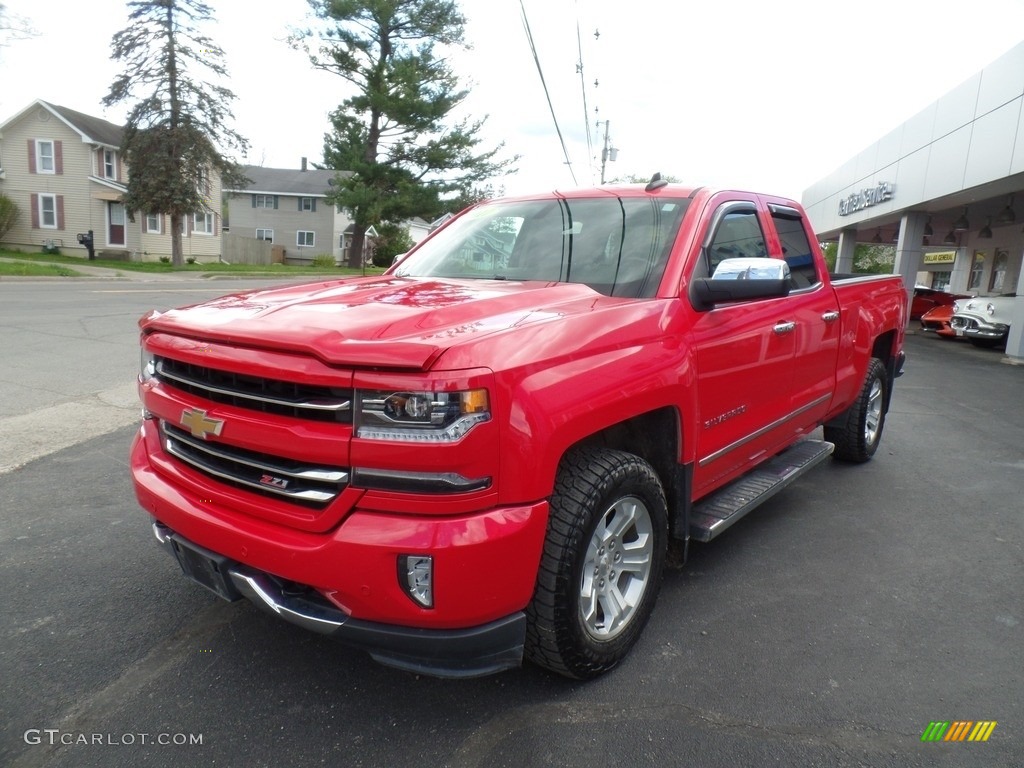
[561,407,691,543]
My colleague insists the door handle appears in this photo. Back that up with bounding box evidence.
[773,321,796,335]
[822,311,840,323]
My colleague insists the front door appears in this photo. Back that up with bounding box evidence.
[689,200,801,497]
[108,202,126,247]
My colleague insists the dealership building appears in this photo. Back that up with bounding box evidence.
[802,41,1024,363]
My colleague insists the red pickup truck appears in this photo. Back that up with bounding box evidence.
[131,178,907,679]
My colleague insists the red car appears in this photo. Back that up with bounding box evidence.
[920,304,957,338]
[911,287,971,320]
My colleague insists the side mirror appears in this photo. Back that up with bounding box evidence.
[690,257,791,310]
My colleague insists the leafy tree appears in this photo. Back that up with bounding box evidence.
[294,0,517,267]
[103,0,248,266]
[0,2,35,51]
[820,241,895,274]
[370,221,415,267]
[0,193,21,242]
[609,173,683,185]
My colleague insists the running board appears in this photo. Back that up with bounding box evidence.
[689,439,834,542]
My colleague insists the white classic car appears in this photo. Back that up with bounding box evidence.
[949,295,1016,347]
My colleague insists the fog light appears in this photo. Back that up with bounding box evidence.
[398,555,433,608]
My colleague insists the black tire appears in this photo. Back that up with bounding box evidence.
[525,447,668,679]
[824,357,888,463]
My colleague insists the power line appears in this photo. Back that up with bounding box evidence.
[519,0,577,184]
[574,4,594,180]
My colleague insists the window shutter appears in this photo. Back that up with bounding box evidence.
[28,140,36,174]
[311,198,317,213]
[54,141,63,175]
[214,214,219,236]
[97,148,104,176]
[273,196,279,209]
[56,196,65,230]
[298,197,303,212]
[252,195,257,208]
[31,193,39,228]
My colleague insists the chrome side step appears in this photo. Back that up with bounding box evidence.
[690,439,834,542]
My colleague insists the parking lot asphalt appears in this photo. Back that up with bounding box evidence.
[1,332,1021,767]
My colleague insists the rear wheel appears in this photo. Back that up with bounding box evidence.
[825,357,888,463]
[525,448,668,679]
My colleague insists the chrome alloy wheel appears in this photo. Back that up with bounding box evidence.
[865,376,883,446]
[579,495,654,640]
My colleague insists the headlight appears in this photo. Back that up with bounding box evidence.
[986,303,995,316]
[140,347,157,383]
[356,388,490,442]
[952,301,962,313]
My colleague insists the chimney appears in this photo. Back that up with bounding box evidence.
[301,157,307,171]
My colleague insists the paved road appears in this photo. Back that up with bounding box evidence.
[0,275,323,472]
[1,286,1022,766]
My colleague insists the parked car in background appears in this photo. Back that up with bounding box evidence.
[950,295,1016,348]
[920,304,958,338]
[911,287,972,320]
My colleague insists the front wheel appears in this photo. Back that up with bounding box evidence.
[824,357,888,463]
[525,448,668,679]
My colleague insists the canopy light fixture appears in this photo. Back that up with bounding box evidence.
[943,230,958,246]
[871,228,882,244]
[996,195,1016,226]
[952,207,970,232]
[923,216,934,237]
[979,217,993,239]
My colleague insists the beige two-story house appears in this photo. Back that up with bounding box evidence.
[0,99,222,261]
[225,161,361,265]
[225,162,436,265]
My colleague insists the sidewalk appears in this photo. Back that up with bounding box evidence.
[0,256,339,282]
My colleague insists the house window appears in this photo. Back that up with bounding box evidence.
[256,228,273,242]
[193,212,214,235]
[104,149,117,179]
[931,271,951,291]
[37,140,55,173]
[297,231,315,247]
[253,194,277,209]
[145,213,162,234]
[967,251,985,290]
[989,249,1008,292]
[300,197,315,212]
[39,194,57,228]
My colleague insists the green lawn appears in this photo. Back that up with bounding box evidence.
[0,249,386,276]
[0,260,82,277]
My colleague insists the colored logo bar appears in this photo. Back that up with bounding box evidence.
[921,721,997,742]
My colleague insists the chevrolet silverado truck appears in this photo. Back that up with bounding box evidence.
[131,177,907,679]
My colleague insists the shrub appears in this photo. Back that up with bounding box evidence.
[0,194,22,241]
[312,253,337,269]
[159,255,171,263]
[186,256,197,265]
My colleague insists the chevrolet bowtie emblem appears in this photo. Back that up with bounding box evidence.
[180,408,225,440]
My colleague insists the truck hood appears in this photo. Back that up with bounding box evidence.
[141,276,608,369]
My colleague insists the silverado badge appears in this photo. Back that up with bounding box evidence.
[180,408,225,440]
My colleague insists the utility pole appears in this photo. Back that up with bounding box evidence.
[598,120,617,184]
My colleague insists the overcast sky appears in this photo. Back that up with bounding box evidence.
[2,0,1024,203]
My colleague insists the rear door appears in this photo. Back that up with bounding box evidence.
[765,201,841,427]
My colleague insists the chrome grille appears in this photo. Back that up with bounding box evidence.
[155,356,352,423]
[162,421,348,507]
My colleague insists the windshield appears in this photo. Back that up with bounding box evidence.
[394,196,690,299]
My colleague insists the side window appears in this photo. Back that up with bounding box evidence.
[771,210,820,289]
[706,209,767,276]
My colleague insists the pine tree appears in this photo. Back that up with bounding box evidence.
[103,0,248,266]
[295,0,516,267]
